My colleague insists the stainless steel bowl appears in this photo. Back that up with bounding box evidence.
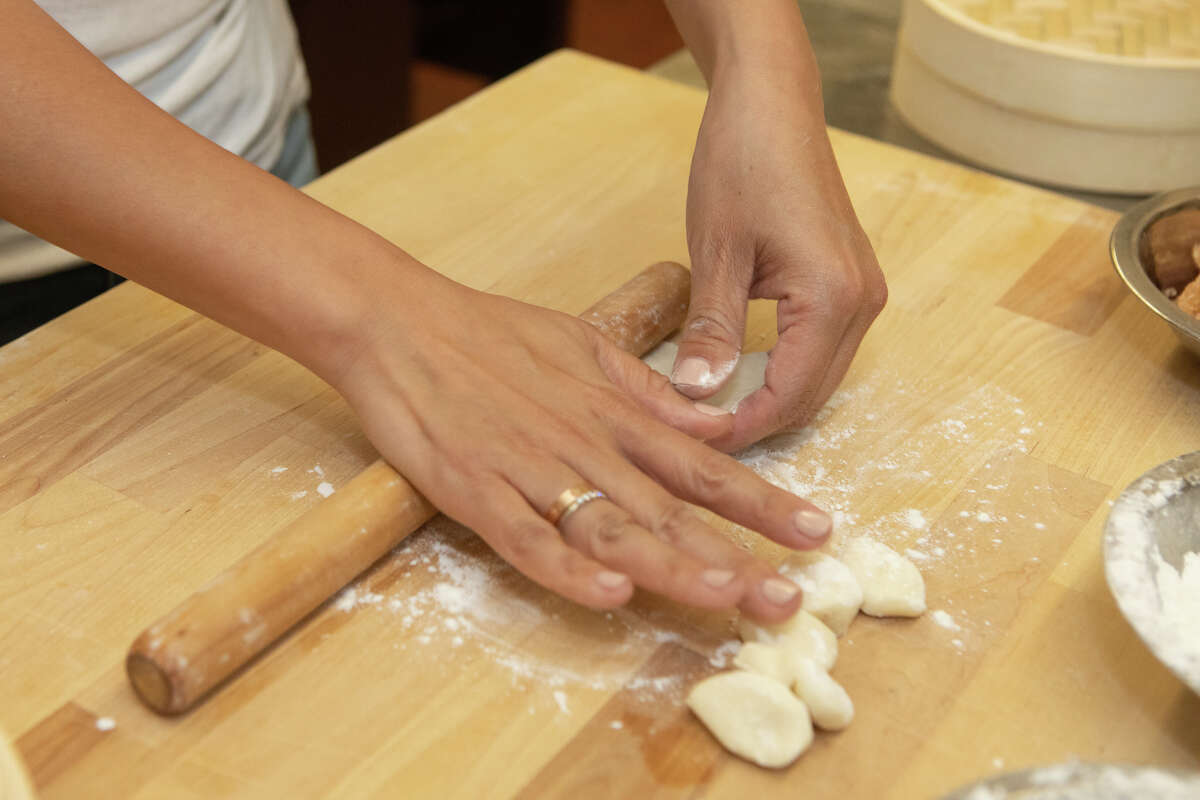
[1110,186,1200,358]
[941,762,1200,799]
[1104,452,1200,697]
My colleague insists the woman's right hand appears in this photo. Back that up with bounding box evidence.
[332,266,834,622]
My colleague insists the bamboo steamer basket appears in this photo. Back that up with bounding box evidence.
[890,0,1200,194]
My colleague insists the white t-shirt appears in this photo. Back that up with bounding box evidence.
[0,0,309,282]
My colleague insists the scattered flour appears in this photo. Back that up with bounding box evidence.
[931,609,962,632]
[333,586,384,612]
[708,640,741,668]
[327,517,736,710]
[316,481,335,498]
[269,466,288,475]
[734,371,1045,583]
[95,716,116,731]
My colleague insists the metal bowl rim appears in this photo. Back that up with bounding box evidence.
[1109,186,1200,345]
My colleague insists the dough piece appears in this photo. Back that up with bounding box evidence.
[641,340,768,412]
[791,657,854,731]
[733,641,792,685]
[779,552,864,636]
[737,608,837,670]
[686,671,814,769]
[838,537,926,617]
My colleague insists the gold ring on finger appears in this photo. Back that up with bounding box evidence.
[544,485,606,527]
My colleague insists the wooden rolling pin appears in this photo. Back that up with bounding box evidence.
[127,261,691,715]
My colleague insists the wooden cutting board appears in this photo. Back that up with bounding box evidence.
[1,50,1197,799]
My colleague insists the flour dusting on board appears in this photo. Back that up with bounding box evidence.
[330,515,733,712]
[731,367,1052,652]
[738,372,1044,551]
[324,367,1050,712]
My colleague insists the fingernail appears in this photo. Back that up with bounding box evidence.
[595,571,629,589]
[762,577,799,605]
[793,509,832,541]
[701,568,736,588]
[694,402,730,417]
[672,357,711,387]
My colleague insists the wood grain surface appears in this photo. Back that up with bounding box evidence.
[1,50,1198,799]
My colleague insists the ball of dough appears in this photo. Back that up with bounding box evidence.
[737,608,838,670]
[686,671,814,769]
[791,657,854,731]
[838,537,926,618]
[732,641,792,685]
[779,552,864,636]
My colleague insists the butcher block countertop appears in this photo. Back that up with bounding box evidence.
[2,50,1199,799]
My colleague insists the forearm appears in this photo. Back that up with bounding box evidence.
[663,0,822,103]
[0,0,439,382]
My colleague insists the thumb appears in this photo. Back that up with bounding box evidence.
[671,268,750,400]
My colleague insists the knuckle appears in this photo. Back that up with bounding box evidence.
[687,452,733,498]
[755,484,791,524]
[639,365,676,397]
[686,309,741,348]
[864,271,888,317]
[689,227,739,273]
[652,502,698,545]
[591,511,634,550]
[503,520,552,564]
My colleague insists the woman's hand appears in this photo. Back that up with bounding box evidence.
[334,272,834,621]
[665,1,888,452]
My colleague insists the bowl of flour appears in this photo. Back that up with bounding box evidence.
[1104,452,1200,697]
[942,761,1200,800]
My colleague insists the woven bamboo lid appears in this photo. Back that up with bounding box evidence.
[943,0,1200,60]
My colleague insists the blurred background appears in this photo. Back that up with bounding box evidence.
[289,0,686,171]
[290,0,1140,211]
